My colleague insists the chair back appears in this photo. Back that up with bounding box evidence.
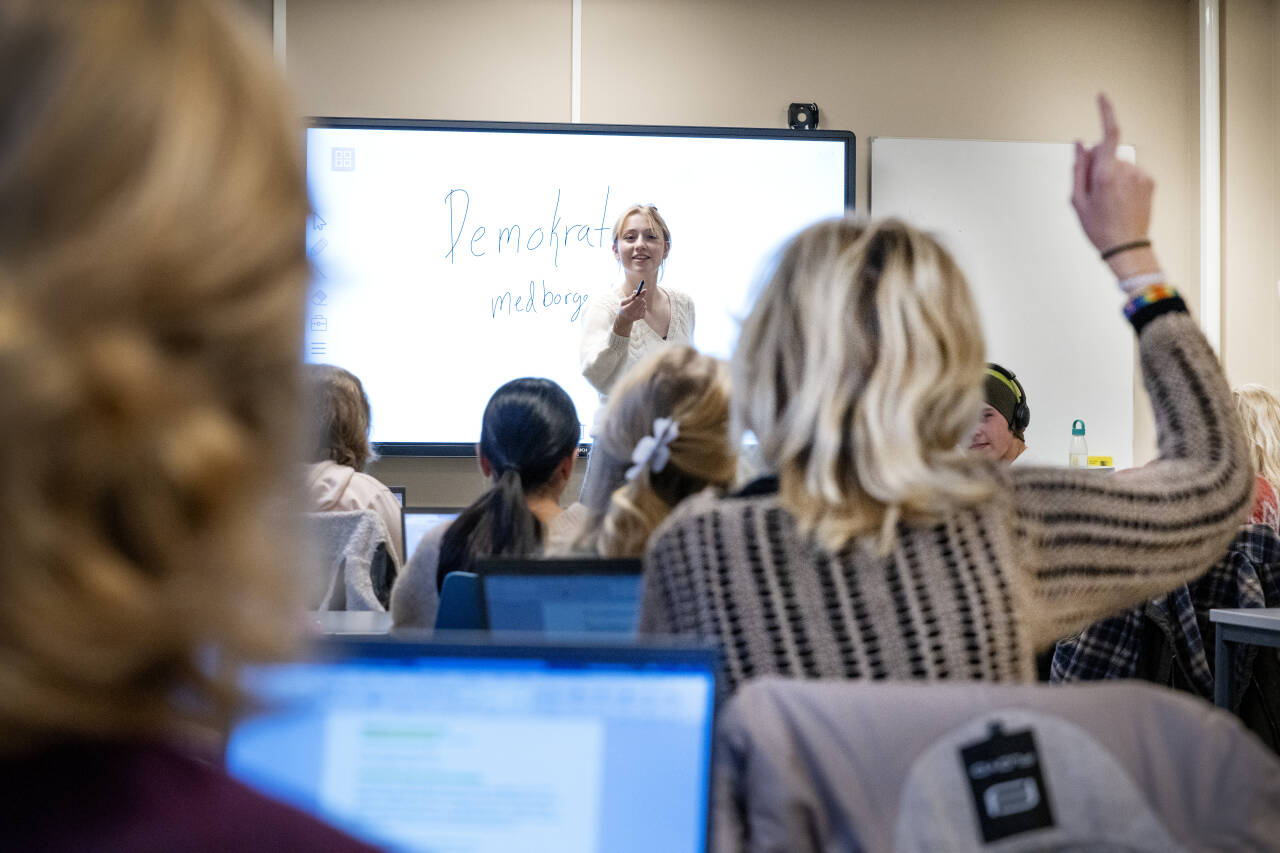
[714,678,1280,852]
[434,571,484,631]
[305,509,397,611]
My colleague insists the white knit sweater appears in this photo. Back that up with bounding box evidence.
[579,285,695,399]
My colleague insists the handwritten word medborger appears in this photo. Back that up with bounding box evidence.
[445,187,612,269]
[491,281,589,322]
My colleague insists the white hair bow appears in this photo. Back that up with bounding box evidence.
[625,417,680,482]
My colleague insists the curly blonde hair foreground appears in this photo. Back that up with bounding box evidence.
[735,217,993,552]
[0,1,309,751]
[578,346,736,558]
[1234,384,1280,494]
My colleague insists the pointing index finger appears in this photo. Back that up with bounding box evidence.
[1098,93,1120,158]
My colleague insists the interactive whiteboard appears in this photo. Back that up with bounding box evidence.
[870,138,1135,469]
[305,120,854,453]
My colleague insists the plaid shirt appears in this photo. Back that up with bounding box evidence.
[1052,524,1280,709]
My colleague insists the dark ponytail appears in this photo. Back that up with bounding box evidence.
[437,378,579,590]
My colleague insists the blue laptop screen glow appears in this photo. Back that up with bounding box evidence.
[403,511,457,561]
[483,574,641,635]
[225,648,714,852]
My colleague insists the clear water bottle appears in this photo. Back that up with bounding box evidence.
[1069,419,1089,467]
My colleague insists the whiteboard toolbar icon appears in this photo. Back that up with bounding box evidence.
[331,147,355,171]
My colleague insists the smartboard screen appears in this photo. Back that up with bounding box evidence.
[305,119,854,453]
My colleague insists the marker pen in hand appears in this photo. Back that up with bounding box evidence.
[634,279,646,296]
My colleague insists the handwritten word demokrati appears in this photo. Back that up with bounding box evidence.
[445,187,612,269]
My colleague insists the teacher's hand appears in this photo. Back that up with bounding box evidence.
[614,290,648,334]
[1070,94,1154,255]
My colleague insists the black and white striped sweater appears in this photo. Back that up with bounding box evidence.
[639,306,1253,695]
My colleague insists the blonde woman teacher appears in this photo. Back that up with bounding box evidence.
[579,204,695,399]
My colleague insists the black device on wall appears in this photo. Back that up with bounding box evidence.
[788,102,819,131]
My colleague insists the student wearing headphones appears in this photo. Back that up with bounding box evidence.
[970,363,1030,463]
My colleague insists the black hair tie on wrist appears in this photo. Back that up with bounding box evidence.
[1100,238,1152,260]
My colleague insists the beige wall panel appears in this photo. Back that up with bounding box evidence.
[286,0,570,120]
[582,0,1196,288]
[1221,0,1280,391]
[233,0,274,35]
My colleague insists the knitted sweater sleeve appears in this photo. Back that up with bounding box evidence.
[1011,306,1253,651]
[580,293,629,394]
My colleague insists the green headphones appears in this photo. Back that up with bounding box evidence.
[985,364,1031,434]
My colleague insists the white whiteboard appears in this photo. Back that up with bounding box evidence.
[305,124,851,449]
[870,138,1135,469]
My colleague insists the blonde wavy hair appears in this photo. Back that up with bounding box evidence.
[1234,384,1280,493]
[579,346,736,557]
[735,217,993,552]
[0,1,309,751]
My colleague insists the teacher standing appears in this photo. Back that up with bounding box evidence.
[580,204,695,399]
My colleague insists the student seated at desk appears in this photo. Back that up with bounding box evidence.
[0,2,375,849]
[304,363,405,567]
[566,345,737,558]
[1234,384,1280,532]
[1051,521,1280,750]
[638,96,1253,696]
[969,362,1030,464]
[391,378,584,629]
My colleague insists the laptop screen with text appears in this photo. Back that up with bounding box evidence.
[225,638,716,853]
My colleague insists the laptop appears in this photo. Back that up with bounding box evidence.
[224,636,718,853]
[385,487,407,560]
[402,506,461,562]
[476,558,643,636]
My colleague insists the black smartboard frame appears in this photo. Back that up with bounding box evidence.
[305,117,856,457]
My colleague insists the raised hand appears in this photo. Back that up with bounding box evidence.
[1070,94,1155,258]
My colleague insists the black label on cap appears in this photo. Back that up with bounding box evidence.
[958,724,1054,843]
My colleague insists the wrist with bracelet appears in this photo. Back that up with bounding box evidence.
[1097,238,1185,327]
[1100,238,1151,260]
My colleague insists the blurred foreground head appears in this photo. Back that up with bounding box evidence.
[0,1,310,749]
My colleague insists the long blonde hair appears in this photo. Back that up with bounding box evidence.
[735,217,993,552]
[0,1,309,750]
[579,346,736,558]
[1234,384,1280,493]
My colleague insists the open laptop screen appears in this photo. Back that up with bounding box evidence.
[225,638,716,853]
[402,507,460,562]
[477,558,643,636]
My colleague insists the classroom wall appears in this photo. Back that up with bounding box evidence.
[1222,0,1280,392]
[274,0,1277,506]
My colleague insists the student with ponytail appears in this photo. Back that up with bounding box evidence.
[570,346,737,558]
[391,378,584,629]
